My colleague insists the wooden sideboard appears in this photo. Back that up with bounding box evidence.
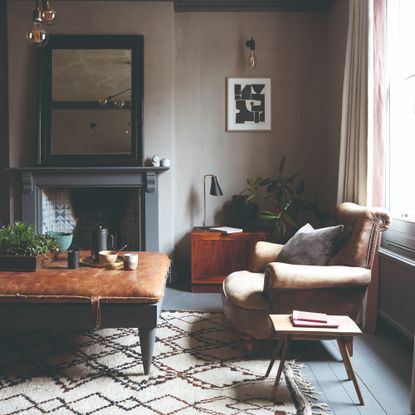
[191,228,268,293]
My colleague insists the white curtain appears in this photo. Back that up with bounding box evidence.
[337,0,369,205]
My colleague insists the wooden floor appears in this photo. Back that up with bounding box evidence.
[164,288,413,415]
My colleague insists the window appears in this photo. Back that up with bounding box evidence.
[383,0,415,259]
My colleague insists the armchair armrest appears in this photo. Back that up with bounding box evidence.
[251,241,284,272]
[264,262,371,292]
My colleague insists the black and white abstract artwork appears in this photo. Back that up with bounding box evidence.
[227,78,271,131]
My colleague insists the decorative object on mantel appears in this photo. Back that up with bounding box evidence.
[0,222,58,271]
[245,37,256,70]
[151,154,161,167]
[25,0,56,47]
[161,158,171,167]
[226,77,271,131]
[202,174,223,228]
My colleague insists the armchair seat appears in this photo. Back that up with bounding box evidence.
[222,203,390,343]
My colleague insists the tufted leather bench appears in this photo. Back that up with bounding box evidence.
[0,251,170,374]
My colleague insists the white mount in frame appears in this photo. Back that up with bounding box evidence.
[226,77,271,131]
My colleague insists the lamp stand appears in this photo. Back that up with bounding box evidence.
[202,174,211,229]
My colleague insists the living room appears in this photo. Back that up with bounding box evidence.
[0,0,413,414]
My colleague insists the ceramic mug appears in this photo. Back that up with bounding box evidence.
[123,253,138,270]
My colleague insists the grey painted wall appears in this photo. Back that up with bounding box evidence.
[6,1,348,273]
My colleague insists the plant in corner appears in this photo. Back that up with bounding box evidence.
[223,177,261,229]
[254,157,332,243]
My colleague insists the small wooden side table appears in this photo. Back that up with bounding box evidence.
[191,228,268,292]
[265,314,364,405]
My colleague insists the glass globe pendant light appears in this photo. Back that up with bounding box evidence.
[41,0,57,25]
[25,0,48,47]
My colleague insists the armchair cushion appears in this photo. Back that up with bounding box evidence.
[277,223,344,266]
[264,262,371,292]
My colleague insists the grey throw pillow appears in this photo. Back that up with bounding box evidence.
[277,223,344,265]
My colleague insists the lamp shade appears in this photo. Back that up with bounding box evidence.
[210,176,223,196]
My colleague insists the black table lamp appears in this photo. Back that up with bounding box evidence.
[203,174,223,228]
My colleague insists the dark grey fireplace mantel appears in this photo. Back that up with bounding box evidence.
[9,166,169,251]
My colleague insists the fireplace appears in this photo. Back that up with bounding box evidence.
[12,167,166,251]
[42,187,142,250]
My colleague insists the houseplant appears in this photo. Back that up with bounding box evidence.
[223,177,261,229]
[0,222,58,271]
[237,157,332,242]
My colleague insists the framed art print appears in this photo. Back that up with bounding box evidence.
[226,77,271,131]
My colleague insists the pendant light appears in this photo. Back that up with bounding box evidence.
[25,0,48,47]
[41,0,57,25]
[26,0,57,47]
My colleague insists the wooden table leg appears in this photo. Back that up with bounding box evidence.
[271,336,290,402]
[336,338,353,380]
[338,337,364,405]
[265,338,283,378]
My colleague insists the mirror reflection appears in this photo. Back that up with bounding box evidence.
[51,49,132,155]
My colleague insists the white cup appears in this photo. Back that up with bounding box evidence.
[123,253,138,270]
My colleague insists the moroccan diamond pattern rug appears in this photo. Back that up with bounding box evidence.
[0,312,329,415]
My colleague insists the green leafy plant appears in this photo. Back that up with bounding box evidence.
[245,157,331,242]
[0,222,58,256]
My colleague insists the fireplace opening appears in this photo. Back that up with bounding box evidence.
[41,187,143,250]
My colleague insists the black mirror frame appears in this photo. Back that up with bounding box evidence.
[37,34,144,166]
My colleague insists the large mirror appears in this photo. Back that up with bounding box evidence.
[37,35,143,166]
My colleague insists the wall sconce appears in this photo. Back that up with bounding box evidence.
[25,0,57,47]
[245,37,256,70]
[203,174,223,228]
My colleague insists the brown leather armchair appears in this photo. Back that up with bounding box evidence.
[222,203,390,345]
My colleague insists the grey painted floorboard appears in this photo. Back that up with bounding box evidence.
[322,340,387,415]
[163,289,413,414]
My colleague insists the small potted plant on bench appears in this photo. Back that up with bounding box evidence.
[0,222,58,271]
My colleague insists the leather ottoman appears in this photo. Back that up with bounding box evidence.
[0,251,170,374]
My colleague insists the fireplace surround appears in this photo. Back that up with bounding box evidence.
[10,167,167,251]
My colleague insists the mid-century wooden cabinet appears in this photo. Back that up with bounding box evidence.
[191,228,268,293]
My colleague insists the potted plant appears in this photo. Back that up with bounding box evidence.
[223,177,260,229]
[0,222,58,271]
[243,157,332,242]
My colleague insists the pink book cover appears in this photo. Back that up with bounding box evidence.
[292,310,328,323]
[290,314,339,328]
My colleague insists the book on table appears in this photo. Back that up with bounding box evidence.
[290,310,339,328]
[209,226,243,234]
[292,310,328,323]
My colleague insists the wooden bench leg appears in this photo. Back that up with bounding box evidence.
[139,327,156,375]
[338,337,364,405]
[265,338,283,378]
[271,336,290,402]
[344,336,353,356]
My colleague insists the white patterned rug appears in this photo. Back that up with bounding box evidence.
[0,312,329,415]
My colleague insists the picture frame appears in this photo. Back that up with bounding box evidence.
[226,77,271,131]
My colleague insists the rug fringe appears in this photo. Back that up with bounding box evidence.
[285,361,331,415]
